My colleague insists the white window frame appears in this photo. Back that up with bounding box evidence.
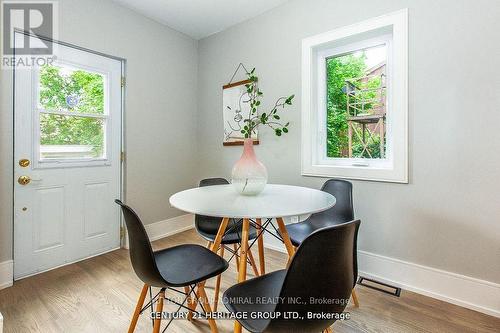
[302,9,408,183]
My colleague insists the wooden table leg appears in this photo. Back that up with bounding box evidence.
[234,218,250,333]
[276,217,296,261]
[237,218,250,282]
[255,218,265,275]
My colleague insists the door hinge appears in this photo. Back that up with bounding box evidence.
[121,76,126,87]
[121,151,125,162]
[120,225,126,240]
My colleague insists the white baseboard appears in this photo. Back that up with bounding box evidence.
[0,309,3,333]
[357,250,500,318]
[146,214,194,241]
[263,242,500,318]
[0,260,13,291]
[263,241,287,253]
[124,214,194,249]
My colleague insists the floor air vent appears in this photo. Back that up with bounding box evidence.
[357,277,401,297]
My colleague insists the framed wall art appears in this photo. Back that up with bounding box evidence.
[222,79,259,146]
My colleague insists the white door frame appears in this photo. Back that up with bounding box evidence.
[11,31,127,281]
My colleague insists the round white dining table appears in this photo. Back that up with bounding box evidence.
[170,184,336,219]
[169,184,336,333]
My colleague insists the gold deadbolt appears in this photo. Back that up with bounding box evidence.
[19,159,30,167]
[18,175,31,185]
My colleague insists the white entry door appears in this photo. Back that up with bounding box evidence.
[14,35,123,279]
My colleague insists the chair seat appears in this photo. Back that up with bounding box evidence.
[197,222,258,244]
[284,214,343,246]
[223,270,286,333]
[285,220,322,246]
[154,244,228,287]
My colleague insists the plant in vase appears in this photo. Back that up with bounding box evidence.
[231,68,294,195]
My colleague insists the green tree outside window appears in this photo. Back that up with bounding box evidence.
[326,51,385,158]
[38,65,105,158]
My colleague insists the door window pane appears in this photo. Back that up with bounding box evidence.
[40,113,105,159]
[38,64,105,115]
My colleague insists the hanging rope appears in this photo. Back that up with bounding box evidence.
[227,62,250,85]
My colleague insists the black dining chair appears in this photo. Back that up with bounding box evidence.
[282,179,360,307]
[115,199,229,333]
[195,178,260,310]
[224,220,361,333]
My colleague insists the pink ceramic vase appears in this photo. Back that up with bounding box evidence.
[231,138,268,195]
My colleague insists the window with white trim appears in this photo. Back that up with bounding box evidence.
[35,62,110,165]
[302,10,408,183]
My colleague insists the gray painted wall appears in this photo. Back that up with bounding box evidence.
[0,0,199,262]
[1,0,499,285]
[197,0,500,283]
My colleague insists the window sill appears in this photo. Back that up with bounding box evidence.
[301,163,408,183]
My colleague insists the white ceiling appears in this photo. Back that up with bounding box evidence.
[112,0,289,40]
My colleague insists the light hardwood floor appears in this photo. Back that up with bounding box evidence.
[0,229,498,333]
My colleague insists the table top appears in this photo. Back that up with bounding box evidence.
[169,184,336,219]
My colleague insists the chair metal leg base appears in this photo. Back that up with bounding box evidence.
[184,286,194,320]
[133,285,218,332]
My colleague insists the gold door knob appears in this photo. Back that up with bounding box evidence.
[19,159,30,167]
[18,175,31,185]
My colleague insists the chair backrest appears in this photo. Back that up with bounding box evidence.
[115,199,165,287]
[314,179,358,288]
[313,179,354,224]
[266,220,361,333]
[195,178,230,235]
